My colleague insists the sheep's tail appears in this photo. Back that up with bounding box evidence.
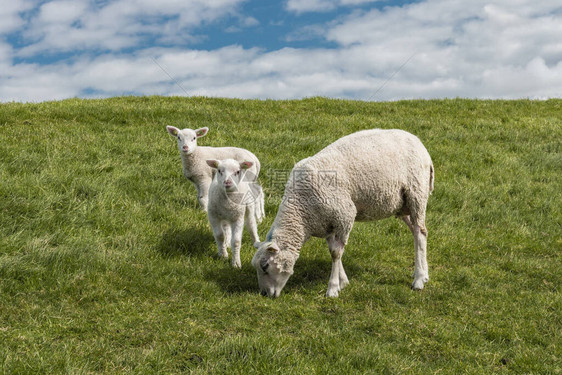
[254,157,261,180]
[429,163,434,195]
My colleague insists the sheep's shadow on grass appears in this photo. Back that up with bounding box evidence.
[204,255,362,295]
[290,258,362,290]
[157,227,214,258]
[204,262,259,294]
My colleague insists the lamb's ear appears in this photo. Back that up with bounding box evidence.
[195,127,209,138]
[166,126,180,137]
[206,160,219,169]
[266,242,280,253]
[240,161,253,170]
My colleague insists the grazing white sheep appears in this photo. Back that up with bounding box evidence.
[166,126,260,211]
[206,159,265,268]
[252,129,434,297]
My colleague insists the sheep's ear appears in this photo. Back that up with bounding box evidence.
[166,126,179,137]
[206,159,219,169]
[240,161,253,170]
[195,127,208,138]
[266,242,280,253]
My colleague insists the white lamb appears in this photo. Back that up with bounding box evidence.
[206,159,265,268]
[166,126,261,211]
[252,129,434,297]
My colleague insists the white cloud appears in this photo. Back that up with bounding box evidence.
[481,57,562,99]
[0,46,362,101]
[17,0,246,56]
[286,0,335,13]
[38,0,88,23]
[242,16,260,27]
[286,0,381,14]
[0,41,12,61]
[284,24,326,42]
[1,0,561,102]
[320,0,562,99]
[0,0,36,34]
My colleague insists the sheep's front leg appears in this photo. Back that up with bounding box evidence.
[222,222,232,250]
[209,216,228,259]
[230,219,244,268]
[402,216,429,290]
[326,234,348,297]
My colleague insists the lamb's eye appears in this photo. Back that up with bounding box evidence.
[235,171,239,176]
[218,170,222,175]
[192,137,196,141]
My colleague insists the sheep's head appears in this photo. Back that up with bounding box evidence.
[206,159,253,193]
[166,125,208,155]
[252,241,297,298]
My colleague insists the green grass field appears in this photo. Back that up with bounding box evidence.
[0,97,560,374]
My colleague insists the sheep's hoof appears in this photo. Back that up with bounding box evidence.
[326,285,340,297]
[339,276,349,289]
[411,278,428,290]
[232,261,241,269]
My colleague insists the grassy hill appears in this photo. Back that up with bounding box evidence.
[0,97,560,373]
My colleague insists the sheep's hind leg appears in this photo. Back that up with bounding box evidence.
[326,234,348,297]
[401,215,429,290]
[244,205,260,245]
[230,219,244,268]
[195,181,210,212]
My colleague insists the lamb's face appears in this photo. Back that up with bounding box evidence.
[251,242,295,298]
[166,126,208,155]
[216,159,242,192]
[207,159,254,193]
[176,129,198,155]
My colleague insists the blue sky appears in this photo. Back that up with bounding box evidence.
[1,0,561,102]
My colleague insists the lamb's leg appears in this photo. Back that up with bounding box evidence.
[244,205,260,245]
[222,222,232,249]
[209,216,228,259]
[402,215,429,290]
[195,180,211,211]
[326,234,348,297]
[230,219,244,268]
[253,184,265,223]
